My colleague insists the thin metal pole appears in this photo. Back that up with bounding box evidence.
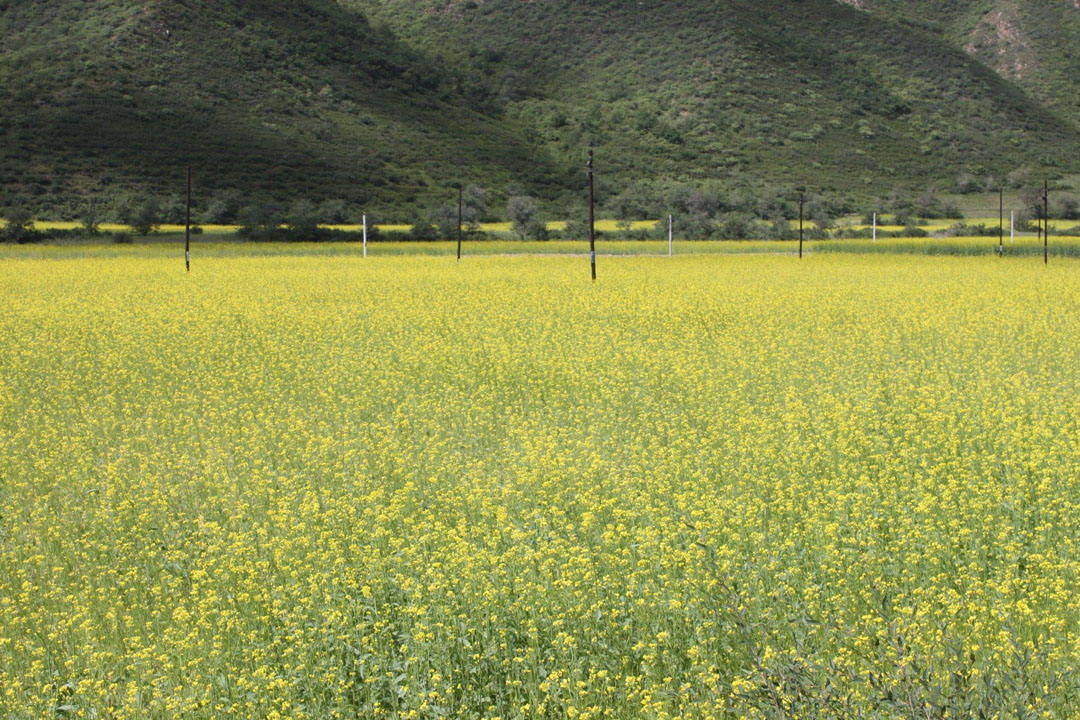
[998,188,1003,257]
[798,192,804,259]
[668,214,673,257]
[363,214,367,258]
[185,167,191,272]
[1010,210,1014,244]
[588,150,595,281]
[872,211,876,243]
[457,186,463,263]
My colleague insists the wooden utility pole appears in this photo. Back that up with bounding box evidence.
[588,149,596,281]
[457,185,463,263]
[185,167,191,272]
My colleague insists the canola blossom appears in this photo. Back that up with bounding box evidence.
[1,252,1079,718]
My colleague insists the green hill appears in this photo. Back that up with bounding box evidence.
[2,0,1080,220]
[345,0,1080,193]
[839,0,1080,123]
[0,0,555,219]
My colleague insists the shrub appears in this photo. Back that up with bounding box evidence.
[200,190,245,224]
[238,202,286,238]
[1,205,35,243]
[286,200,321,237]
[118,197,162,236]
[406,216,439,242]
[431,204,460,241]
[507,195,547,241]
[1053,195,1079,220]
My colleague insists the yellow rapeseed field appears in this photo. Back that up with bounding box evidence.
[1,251,1079,718]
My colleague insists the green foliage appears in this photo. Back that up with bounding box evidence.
[0,205,35,243]
[461,185,493,227]
[318,199,349,224]
[1054,195,1080,220]
[79,204,102,235]
[943,222,1000,237]
[562,217,589,243]
[406,215,439,242]
[3,0,1080,216]
[238,202,286,238]
[507,196,546,241]
[0,0,551,218]
[115,196,161,236]
[430,205,460,241]
[286,200,320,235]
[200,190,245,225]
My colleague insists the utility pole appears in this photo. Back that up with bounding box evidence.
[457,185,463,263]
[588,149,596,281]
[363,214,367,258]
[872,212,877,243]
[185,167,191,272]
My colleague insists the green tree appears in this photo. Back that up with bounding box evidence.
[160,195,186,224]
[407,214,439,241]
[79,204,102,235]
[318,199,349,224]
[286,200,320,234]
[1053,195,1079,220]
[462,184,492,228]
[431,204,460,240]
[238,202,286,238]
[507,195,546,241]
[119,197,161,236]
[916,186,943,218]
[1,205,35,243]
[200,190,245,224]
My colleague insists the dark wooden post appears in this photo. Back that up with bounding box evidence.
[456,185,463,263]
[185,167,191,272]
[588,149,596,281]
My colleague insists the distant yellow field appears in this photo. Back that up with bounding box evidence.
[330,220,661,233]
[4,217,1076,238]
[4,219,665,234]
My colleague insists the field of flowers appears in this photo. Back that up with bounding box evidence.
[2,250,1079,718]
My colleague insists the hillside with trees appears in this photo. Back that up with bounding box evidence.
[2,0,1079,222]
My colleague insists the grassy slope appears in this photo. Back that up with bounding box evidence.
[0,0,555,216]
[342,0,1080,198]
[846,0,1080,125]
[2,0,1080,216]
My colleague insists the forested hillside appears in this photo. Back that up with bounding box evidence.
[0,0,555,219]
[2,0,1079,220]
[841,0,1080,122]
